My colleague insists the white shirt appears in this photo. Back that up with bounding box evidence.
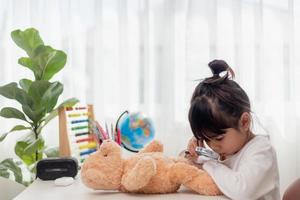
[203,135,280,200]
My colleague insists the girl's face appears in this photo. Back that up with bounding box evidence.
[205,128,249,157]
[204,112,252,157]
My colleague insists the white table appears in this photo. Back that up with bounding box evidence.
[15,175,230,200]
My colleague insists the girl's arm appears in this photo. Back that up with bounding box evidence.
[203,144,279,199]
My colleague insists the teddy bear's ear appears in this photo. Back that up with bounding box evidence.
[99,139,121,157]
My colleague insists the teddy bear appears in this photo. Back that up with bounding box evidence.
[81,139,222,195]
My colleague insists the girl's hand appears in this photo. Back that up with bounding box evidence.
[178,150,203,169]
[187,136,204,157]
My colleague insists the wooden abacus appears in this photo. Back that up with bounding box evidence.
[58,104,99,165]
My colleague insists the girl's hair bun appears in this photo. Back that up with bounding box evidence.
[208,60,230,76]
[204,59,235,84]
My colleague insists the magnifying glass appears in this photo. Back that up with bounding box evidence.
[194,147,219,164]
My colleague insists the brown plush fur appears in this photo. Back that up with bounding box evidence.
[81,140,222,195]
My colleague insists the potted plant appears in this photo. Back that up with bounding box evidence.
[0,28,78,185]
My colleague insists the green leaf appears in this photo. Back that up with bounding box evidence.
[0,158,23,184]
[15,132,44,166]
[19,79,32,93]
[18,57,39,77]
[0,82,34,107]
[0,107,28,121]
[41,82,63,112]
[44,147,59,158]
[42,50,67,80]
[23,137,44,155]
[22,105,45,123]
[21,106,35,123]
[32,46,67,80]
[0,132,9,142]
[38,98,79,133]
[11,28,44,57]
[0,168,10,178]
[27,81,63,113]
[18,57,33,69]
[0,125,31,142]
[57,98,79,108]
[28,80,51,109]
[10,125,31,132]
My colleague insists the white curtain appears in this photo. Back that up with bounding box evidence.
[1,0,300,195]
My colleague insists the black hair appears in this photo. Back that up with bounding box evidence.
[188,59,251,140]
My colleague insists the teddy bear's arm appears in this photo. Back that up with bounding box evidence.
[169,162,222,195]
[121,156,156,191]
[138,140,163,154]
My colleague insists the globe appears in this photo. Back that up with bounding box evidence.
[119,112,155,152]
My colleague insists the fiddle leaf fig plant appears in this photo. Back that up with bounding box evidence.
[0,28,78,185]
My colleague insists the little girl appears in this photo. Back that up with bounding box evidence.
[185,60,280,200]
